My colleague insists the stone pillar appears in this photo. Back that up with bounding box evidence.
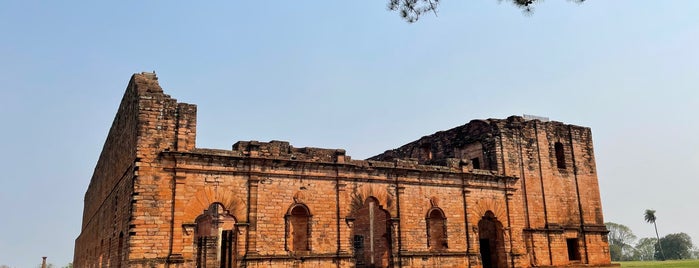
[247,176,260,255]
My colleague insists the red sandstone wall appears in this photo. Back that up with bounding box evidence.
[74,74,144,267]
[481,118,608,267]
[495,119,609,266]
[128,77,196,265]
[75,73,197,267]
[142,148,517,268]
[370,116,611,267]
[77,74,610,268]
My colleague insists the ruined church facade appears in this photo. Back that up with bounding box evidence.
[74,73,612,268]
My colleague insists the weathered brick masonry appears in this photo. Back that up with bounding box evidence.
[74,72,612,268]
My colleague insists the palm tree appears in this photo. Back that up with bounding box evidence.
[644,209,665,261]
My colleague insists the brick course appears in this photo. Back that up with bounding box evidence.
[74,73,612,268]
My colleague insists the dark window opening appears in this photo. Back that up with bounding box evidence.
[353,235,364,249]
[221,230,235,268]
[555,142,566,169]
[480,239,492,268]
[567,238,581,261]
[479,211,505,268]
[471,157,481,169]
[421,144,432,161]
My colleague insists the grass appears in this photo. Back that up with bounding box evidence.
[619,259,699,267]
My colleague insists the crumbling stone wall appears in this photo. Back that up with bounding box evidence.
[75,73,611,268]
[371,116,611,267]
[74,73,197,267]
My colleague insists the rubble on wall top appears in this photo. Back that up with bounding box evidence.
[130,72,164,94]
[231,140,348,163]
[523,114,550,122]
[139,71,158,80]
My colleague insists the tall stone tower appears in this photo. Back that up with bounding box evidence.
[371,116,610,266]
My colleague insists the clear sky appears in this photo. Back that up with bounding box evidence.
[1,1,698,267]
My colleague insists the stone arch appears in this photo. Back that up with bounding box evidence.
[349,184,396,217]
[425,207,448,250]
[183,186,245,222]
[351,196,392,268]
[471,197,507,223]
[285,203,312,252]
[478,211,507,268]
[194,202,237,268]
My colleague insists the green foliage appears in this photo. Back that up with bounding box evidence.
[607,217,695,262]
[606,222,638,261]
[388,0,586,23]
[388,0,440,23]
[634,238,658,261]
[605,214,695,262]
[645,209,666,260]
[656,233,693,260]
[644,209,657,223]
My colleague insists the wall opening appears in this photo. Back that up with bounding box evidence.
[471,157,481,169]
[462,142,494,171]
[195,203,237,268]
[567,238,581,261]
[286,204,311,252]
[480,238,492,267]
[420,143,433,161]
[555,142,566,169]
[426,208,447,250]
[478,211,506,268]
[352,197,391,268]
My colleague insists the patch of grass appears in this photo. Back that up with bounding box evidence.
[619,259,699,267]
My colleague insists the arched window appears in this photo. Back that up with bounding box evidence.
[420,143,433,161]
[555,142,566,169]
[285,204,311,252]
[426,208,448,250]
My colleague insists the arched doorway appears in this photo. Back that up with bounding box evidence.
[352,197,392,268]
[478,211,506,268]
[195,203,237,268]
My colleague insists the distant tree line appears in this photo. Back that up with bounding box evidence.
[606,221,698,261]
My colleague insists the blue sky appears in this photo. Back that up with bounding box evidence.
[1,1,698,267]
